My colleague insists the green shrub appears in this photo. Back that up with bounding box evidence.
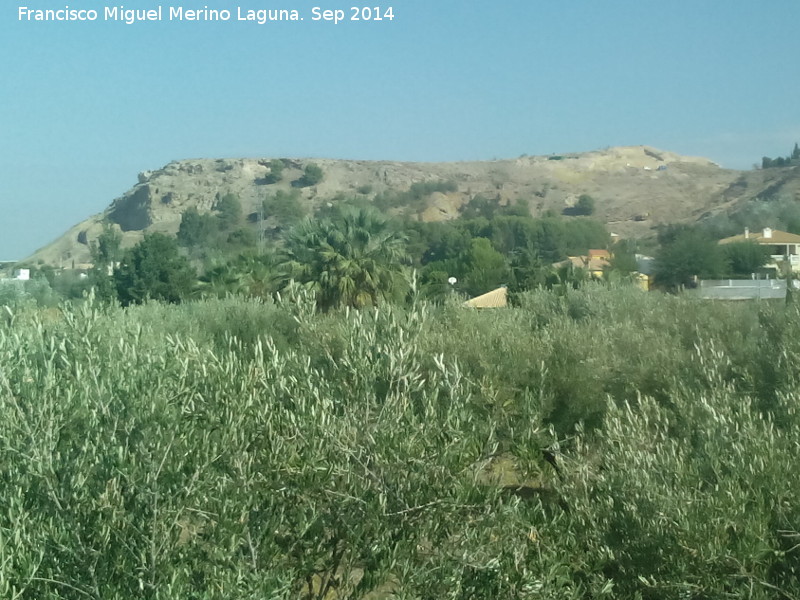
[294,163,324,187]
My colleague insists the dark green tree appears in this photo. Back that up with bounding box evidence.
[89,225,123,301]
[461,237,511,296]
[281,207,408,310]
[416,222,471,265]
[607,240,639,275]
[226,227,257,249]
[214,193,242,230]
[197,261,250,298]
[177,207,218,247]
[500,198,530,217]
[294,163,324,187]
[460,195,497,220]
[263,159,284,184]
[114,233,196,305]
[91,225,122,266]
[235,252,280,298]
[263,189,306,225]
[654,230,726,289]
[508,244,548,292]
[722,241,770,277]
[197,252,279,299]
[574,194,595,216]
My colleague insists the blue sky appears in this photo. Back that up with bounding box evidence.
[2,0,799,259]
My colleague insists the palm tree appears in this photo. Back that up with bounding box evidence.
[197,261,249,298]
[197,252,280,299]
[280,207,408,310]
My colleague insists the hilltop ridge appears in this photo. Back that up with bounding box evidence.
[21,145,800,267]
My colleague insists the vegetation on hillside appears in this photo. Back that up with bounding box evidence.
[294,163,325,187]
[374,180,458,213]
[699,195,800,240]
[761,142,800,169]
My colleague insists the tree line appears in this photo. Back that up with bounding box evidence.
[80,190,620,310]
[761,142,800,169]
[19,179,791,309]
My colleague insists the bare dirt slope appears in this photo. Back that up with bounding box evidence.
[22,146,799,267]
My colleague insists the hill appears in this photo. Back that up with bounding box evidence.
[20,145,800,267]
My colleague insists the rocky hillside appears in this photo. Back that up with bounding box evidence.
[22,146,800,267]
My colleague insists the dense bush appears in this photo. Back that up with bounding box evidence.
[262,189,306,225]
[294,163,324,187]
[114,233,197,305]
[263,159,285,184]
[1,287,798,598]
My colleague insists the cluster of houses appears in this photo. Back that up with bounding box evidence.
[557,248,652,291]
[463,227,800,307]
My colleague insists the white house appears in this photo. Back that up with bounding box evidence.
[719,227,800,272]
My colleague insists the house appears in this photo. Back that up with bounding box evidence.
[463,286,508,308]
[554,249,654,289]
[588,249,611,261]
[718,227,800,272]
[558,249,611,278]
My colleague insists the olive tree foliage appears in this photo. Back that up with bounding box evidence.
[281,207,409,310]
[0,296,561,599]
[2,289,800,598]
[564,346,800,598]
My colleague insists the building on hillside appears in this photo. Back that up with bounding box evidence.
[463,286,508,308]
[556,249,611,279]
[554,249,654,290]
[588,249,611,261]
[718,227,800,273]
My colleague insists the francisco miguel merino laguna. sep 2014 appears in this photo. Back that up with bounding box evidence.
[18,5,395,24]
[18,6,303,23]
